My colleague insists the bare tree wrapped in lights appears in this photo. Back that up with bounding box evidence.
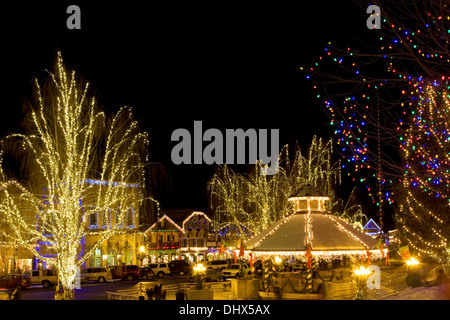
[332,187,367,227]
[0,52,154,299]
[208,136,344,237]
[208,164,250,239]
[280,137,341,210]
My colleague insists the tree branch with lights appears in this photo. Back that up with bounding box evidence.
[301,0,450,260]
[0,52,154,299]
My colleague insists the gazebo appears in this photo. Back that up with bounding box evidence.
[245,185,382,261]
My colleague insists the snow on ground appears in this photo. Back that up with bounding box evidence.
[380,283,450,300]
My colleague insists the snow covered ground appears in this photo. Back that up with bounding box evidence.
[380,283,450,300]
[363,264,450,300]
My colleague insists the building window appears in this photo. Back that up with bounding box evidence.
[127,208,135,228]
[299,200,308,211]
[91,248,102,267]
[310,200,319,210]
[89,211,98,227]
[102,209,111,229]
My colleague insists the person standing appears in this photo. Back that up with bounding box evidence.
[153,281,164,300]
[138,283,146,300]
[146,286,154,300]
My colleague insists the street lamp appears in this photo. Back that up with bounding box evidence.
[139,245,146,267]
[353,266,371,300]
[406,257,420,272]
[406,257,419,267]
[273,256,284,273]
[193,263,206,290]
[353,266,371,277]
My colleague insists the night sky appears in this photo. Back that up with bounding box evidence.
[1,2,387,224]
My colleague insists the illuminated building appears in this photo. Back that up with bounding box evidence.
[144,210,215,264]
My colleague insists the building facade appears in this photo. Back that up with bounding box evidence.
[0,179,151,274]
[144,210,218,264]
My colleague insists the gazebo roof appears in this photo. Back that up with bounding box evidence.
[289,184,329,199]
[245,212,378,254]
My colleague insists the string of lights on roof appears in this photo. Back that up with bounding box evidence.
[247,249,382,261]
[245,213,297,250]
[323,214,374,251]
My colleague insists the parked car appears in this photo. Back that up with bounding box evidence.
[188,269,222,283]
[139,267,154,280]
[206,260,229,271]
[27,269,58,288]
[0,291,10,300]
[147,263,171,278]
[109,265,140,281]
[221,263,251,279]
[168,260,193,276]
[81,267,112,283]
[0,274,30,290]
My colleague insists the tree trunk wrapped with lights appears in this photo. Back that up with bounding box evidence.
[0,52,157,299]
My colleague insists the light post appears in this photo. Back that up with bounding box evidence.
[193,263,206,290]
[273,256,283,298]
[353,266,371,300]
[274,256,283,267]
[139,245,146,267]
[406,257,420,272]
[405,257,422,287]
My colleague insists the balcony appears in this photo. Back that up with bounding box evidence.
[148,241,181,250]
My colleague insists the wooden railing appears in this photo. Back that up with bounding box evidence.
[147,242,181,250]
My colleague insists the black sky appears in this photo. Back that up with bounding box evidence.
[1,2,386,223]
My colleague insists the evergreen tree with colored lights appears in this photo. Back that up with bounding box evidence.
[302,0,450,257]
[397,84,450,262]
